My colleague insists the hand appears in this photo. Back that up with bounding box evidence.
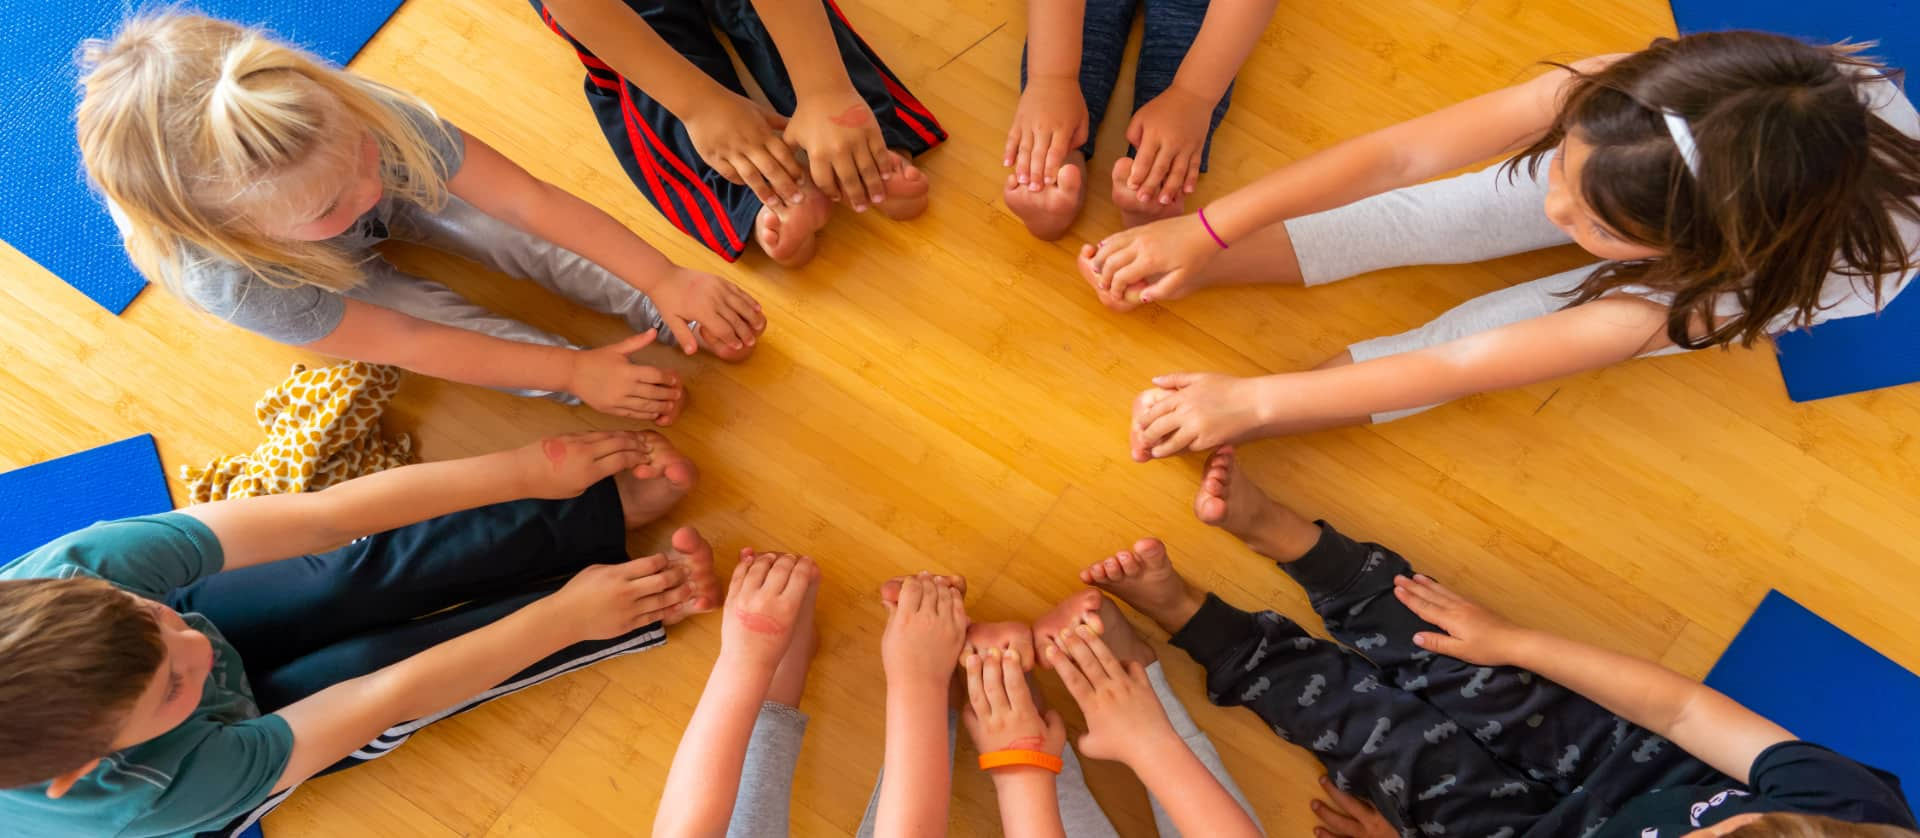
[549,554,694,641]
[880,573,969,687]
[1311,776,1400,838]
[1004,76,1089,191]
[1394,574,1531,667]
[1130,374,1269,461]
[1087,213,1220,304]
[962,646,1067,763]
[683,93,808,207]
[1046,626,1177,766]
[785,88,889,211]
[721,551,819,670]
[566,332,682,423]
[1124,85,1213,205]
[515,430,651,499]
[650,268,766,355]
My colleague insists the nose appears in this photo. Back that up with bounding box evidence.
[1542,181,1576,230]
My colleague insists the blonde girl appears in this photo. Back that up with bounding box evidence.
[78,12,768,424]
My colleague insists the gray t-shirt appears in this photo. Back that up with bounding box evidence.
[109,98,466,345]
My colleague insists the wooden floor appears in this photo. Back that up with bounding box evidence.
[5,0,1918,834]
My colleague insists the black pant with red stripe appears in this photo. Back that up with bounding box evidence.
[534,0,947,262]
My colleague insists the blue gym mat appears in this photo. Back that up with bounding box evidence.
[0,0,406,314]
[1671,0,1920,401]
[0,435,173,565]
[1704,590,1919,786]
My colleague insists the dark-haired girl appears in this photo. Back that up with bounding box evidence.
[1079,32,1920,458]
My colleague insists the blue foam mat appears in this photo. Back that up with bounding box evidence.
[0,435,173,565]
[1704,590,1919,786]
[0,0,405,313]
[1670,0,1920,401]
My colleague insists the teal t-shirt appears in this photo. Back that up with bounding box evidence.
[0,514,295,838]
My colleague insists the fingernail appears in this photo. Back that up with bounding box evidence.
[1075,625,1092,637]
[1017,174,1028,184]
[870,193,884,204]
[986,647,1000,658]
[1312,801,1322,811]
[854,205,867,212]
[964,654,978,666]
[790,193,804,203]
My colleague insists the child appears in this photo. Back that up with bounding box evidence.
[0,430,722,837]
[1076,32,1920,455]
[1077,446,1918,837]
[653,550,819,837]
[78,13,766,424]
[963,601,1264,836]
[534,0,943,267]
[866,572,971,836]
[1004,0,1279,240]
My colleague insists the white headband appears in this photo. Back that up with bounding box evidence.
[1662,110,1702,178]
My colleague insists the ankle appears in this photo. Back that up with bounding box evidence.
[1145,584,1208,635]
[1249,513,1322,564]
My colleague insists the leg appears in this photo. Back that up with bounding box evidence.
[386,196,686,353]
[1194,449,1634,794]
[532,1,761,262]
[1004,0,1135,240]
[1140,660,1258,837]
[343,257,578,402]
[1053,744,1124,838]
[726,568,819,838]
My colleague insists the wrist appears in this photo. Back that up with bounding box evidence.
[523,596,595,649]
[1167,75,1221,106]
[990,766,1059,790]
[1502,628,1553,669]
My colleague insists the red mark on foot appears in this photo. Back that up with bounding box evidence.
[542,438,568,464]
[735,612,787,635]
[829,105,869,127]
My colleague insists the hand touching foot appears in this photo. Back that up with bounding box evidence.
[720,550,820,669]
[880,573,970,688]
[1112,157,1187,229]
[1005,156,1086,241]
[657,526,722,625]
[966,621,1038,673]
[876,151,930,222]
[961,642,1066,762]
[1032,588,1155,668]
[754,185,832,268]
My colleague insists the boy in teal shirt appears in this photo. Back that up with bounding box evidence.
[0,430,719,837]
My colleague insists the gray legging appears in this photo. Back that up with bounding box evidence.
[850,661,1259,837]
[354,195,673,402]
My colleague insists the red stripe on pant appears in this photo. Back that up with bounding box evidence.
[821,0,946,141]
[617,85,731,257]
[621,95,747,252]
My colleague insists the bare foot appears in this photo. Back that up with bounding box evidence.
[1112,157,1186,228]
[1004,156,1085,241]
[612,431,698,529]
[1080,538,1206,635]
[876,151,930,221]
[1032,588,1156,667]
[660,526,722,624]
[879,572,969,605]
[1195,447,1323,562]
[965,621,1037,672]
[1077,243,1146,313]
[762,554,820,707]
[755,186,831,267]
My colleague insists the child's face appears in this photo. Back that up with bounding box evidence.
[257,128,385,242]
[109,595,216,750]
[1544,135,1668,263]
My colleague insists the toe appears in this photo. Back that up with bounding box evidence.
[1134,538,1166,564]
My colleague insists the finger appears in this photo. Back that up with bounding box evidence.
[1047,643,1093,698]
[1043,129,1071,185]
[723,290,763,338]
[664,318,699,355]
[1150,372,1200,390]
[584,434,645,464]
[1149,425,1201,459]
[1014,131,1035,185]
[964,652,991,719]
[727,552,753,599]
[898,574,926,612]
[630,582,694,617]
[833,158,868,211]
[810,157,842,202]
[1158,152,1189,204]
[1097,248,1138,284]
[1135,269,1189,305]
[1077,626,1126,681]
[1392,576,1446,614]
[1413,573,1463,605]
[618,553,671,580]
[1000,650,1036,714]
[1109,257,1163,300]
[1060,630,1109,683]
[1026,130,1049,189]
[928,576,949,619]
[745,149,799,204]
[605,330,660,355]
[1311,798,1363,836]
[947,585,968,626]
[711,157,743,186]
[1322,775,1373,816]
[854,145,886,206]
[696,308,745,349]
[981,651,1011,715]
[1141,144,1177,202]
[1139,410,1185,447]
[1129,141,1159,191]
[1184,156,1201,195]
[1003,123,1020,168]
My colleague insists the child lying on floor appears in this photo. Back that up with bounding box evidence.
[1073,446,1918,837]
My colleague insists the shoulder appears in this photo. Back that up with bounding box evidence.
[2,513,221,594]
[1749,741,1917,827]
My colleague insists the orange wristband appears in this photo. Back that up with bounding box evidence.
[978,749,1064,774]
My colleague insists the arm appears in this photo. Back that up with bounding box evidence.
[1393,575,1793,784]
[1119,0,1279,202]
[1167,0,1278,107]
[306,298,679,422]
[654,552,818,838]
[1129,744,1262,838]
[961,647,1069,838]
[992,773,1067,838]
[875,575,969,836]
[1003,0,1087,188]
[183,431,650,572]
[272,552,693,792]
[448,132,764,352]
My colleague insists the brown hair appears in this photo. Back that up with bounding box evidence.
[1507,31,1920,348]
[1730,813,1920,837]
[0,577,165,789]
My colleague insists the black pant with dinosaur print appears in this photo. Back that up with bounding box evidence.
[1168,523,1725,838]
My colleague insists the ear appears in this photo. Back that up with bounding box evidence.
[44,759,100,799]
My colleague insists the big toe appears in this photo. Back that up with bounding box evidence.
[1196,494,1228,524]
[1132,537,1168,566]
[671,526,712,564]
[1056,161,1084,194]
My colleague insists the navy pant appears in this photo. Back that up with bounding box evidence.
[1022,0,1234,170]
[1170,523,1723,837]
[171,480,669,836]
[534,0,947,262]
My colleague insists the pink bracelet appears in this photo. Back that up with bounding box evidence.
[1198,207,1229,249]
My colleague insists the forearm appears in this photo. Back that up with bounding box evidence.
[541,0,737,119]
[310,302,577,396]
[749,0,855,97]
[1025,0,1084,80]
[877,682,953,836]
[1167,0,1278,102]
[993,773,1067,838]
[272,596,578,790]
[655,653,780,837]
[1129,742,1262,837]
[516,180,679,294]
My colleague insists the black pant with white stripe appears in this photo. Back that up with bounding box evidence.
[168,479,668,836]
[1169,524,1722,838]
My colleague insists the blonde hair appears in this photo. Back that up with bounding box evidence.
[75,11,453,296]
[1730,813,1920,837]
